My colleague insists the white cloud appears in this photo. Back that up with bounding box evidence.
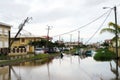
[0,0,120,44]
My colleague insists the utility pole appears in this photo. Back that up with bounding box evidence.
[10,17,32,47]
[46,25,52,48]
[47,26,50,41]
[70,34,72,43]
[78,31,80,46]
[70,34,72,47]
[59,35,61,41]
[8,30,11,53]
[103,6,119,80]
[114,6,119,80]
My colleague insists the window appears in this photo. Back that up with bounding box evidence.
[4,29,8,36]
[4,41,8,47]
[21,38,25,43]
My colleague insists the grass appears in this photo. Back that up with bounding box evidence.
[63,48,76,54]
[94,48,116,61]
[0,53,59,66]
[33,54,49,59]
[33,54,54,64]
[0,54,9,60]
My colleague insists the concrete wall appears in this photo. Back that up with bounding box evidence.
[109,47,120,57]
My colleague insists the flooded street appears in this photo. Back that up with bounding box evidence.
[8,54,119,80]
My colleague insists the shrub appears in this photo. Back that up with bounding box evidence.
[94,48,116,61]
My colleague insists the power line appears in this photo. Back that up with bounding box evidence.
[52,9,112,38]
[85,9,112,44]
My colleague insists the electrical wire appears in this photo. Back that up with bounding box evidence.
[52,9,112,38]
[85,9,112,44]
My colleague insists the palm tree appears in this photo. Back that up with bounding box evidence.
[100,22,120,41]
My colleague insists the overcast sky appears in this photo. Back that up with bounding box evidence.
[0,0,120,44]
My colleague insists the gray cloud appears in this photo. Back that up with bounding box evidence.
[0,0,30,22]
[84,0,120,7]
[0,0,120,43]
[30,7,80,24]
[84,0,109,6]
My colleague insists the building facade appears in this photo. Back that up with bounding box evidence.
[0,22,11,55]
[0,22,11,48]
[64,42,83,47]
[10,37,42,53]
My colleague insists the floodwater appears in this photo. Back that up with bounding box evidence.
[0,54,120,80]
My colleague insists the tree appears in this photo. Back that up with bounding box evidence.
[28,39,47,48]
[54,41,65,47]
[28,39,56,48]
[100,22,120,41]
[101,42,109,49]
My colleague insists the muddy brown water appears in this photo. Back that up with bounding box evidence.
[0,54,120,80]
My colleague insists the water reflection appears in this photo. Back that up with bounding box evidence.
[110,62,117,75]
[1,54,120,80]
[109,60,120,80]
[47,63,51,80]
[0,66,9,80]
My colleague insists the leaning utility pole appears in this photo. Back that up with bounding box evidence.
[10,17,32,47]
[47,26,50,41]
[46,25,52,48]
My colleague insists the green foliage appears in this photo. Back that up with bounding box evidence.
[94,48,116,61]
[28,39,65,48]
[0,54,53,66]
[33,54,49,59]
[100,22,120,41]
[28,39,47,47]
[0,55,9,60]
[101,42,109,49]
[54,41,65,47]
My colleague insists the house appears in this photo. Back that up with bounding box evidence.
[64,42,83,47]
[10,37,43,53]
[105,39,120,57]
[111,39,120,47]
[41,36,53,41]
[0,22,11,55]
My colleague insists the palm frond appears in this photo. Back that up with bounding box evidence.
[100,28,116,34]
[109,22,116,28]
[109,22,120,29]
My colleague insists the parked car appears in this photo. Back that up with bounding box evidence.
[85,50,96,57]
[63,47,70,51]
[74,48,84,55]
[54,47,60,53]
[47,48,56,53]
[35,48,45,54]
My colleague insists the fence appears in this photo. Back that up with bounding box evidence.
[0,47,27,55]
[0,48,9,55]
[10,47,26,53]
